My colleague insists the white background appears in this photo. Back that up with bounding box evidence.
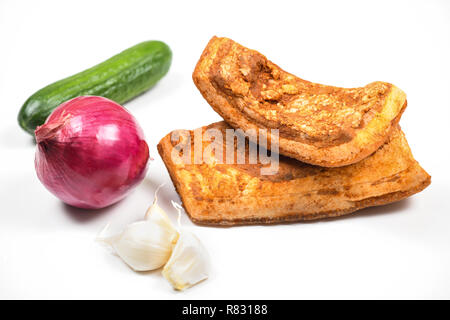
[0,0,449,299]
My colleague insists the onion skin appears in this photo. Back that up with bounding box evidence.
[35,96,149,209]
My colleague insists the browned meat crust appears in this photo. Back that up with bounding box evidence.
[157,122,430,226]
[193,37,407,167]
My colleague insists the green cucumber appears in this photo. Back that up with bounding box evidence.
[18,41,172,134]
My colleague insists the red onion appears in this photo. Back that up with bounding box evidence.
[35,96,149,209]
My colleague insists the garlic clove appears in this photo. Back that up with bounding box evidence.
[162,230,210,291]
[97,189,210,290]
[96,185,179,271]
[99,220,178,271]
[144,184,166,220]
[144,188,177,237]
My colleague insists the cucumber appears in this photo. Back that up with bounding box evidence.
[18,41,172,134]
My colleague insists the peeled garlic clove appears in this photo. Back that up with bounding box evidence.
[162,230,210,290]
